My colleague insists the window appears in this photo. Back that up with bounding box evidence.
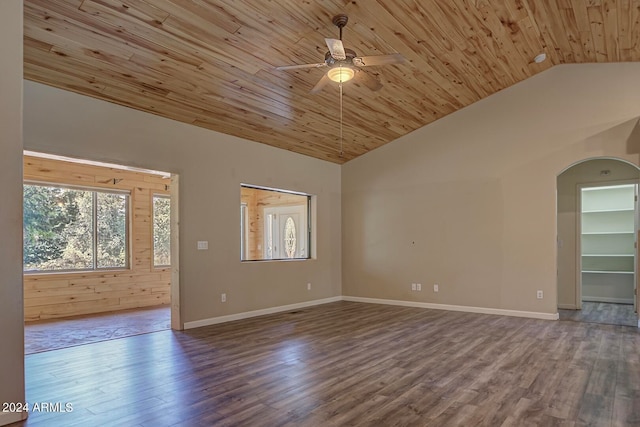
[23,183,129,272]
[240,185,311,261]
[153,195,171,267]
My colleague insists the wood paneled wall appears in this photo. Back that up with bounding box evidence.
[23,155,171,321]
[241,186,307,260]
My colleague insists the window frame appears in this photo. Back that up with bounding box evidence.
[152,193,171,268]
[240,184,312,262]
[23,181,131,274]
[240,202,249,260]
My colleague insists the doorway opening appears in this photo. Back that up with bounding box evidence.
[23,151,181,353]
[557,158,639,327]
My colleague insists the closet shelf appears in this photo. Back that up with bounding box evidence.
[580,184,636,304]
[582,270,634,275]
[582,254,634,257]
[581,231,634,235]
[582,208,634,213]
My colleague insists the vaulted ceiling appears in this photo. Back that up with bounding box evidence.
[23,0,640,164]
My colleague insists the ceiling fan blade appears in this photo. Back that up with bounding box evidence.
[275,63,327,71]
[310,73,331,94]
[355,69,383,91]
[325,38,346,60]
[353,53,405,67]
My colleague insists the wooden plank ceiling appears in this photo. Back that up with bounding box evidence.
[23,0,640,164]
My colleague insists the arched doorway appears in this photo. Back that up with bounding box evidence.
[557,158,640,327]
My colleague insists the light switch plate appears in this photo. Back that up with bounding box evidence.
[197,241,208,250]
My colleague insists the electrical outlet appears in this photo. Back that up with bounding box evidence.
[307,282,311,291]
[536,290,543,299]
[434,284,439,292]
[411,283,416,291]
[416,283,422,291]
[221,293,227,303]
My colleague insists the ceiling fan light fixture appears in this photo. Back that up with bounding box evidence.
[327,66,355,83]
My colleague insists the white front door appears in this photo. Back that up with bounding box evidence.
[263,205,307,259]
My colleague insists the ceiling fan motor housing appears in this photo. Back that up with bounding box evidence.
[324,48,357,67]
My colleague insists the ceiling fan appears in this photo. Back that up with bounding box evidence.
[276,14,405,93]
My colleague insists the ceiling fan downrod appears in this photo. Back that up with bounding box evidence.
[339,81,344,157]
[332,14,348,40]
[332,15,348,158]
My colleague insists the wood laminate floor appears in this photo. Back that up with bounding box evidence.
[559,302,638,328]
[12,301,640,426]
[24,305,171,354]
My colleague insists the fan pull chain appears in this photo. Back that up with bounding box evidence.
[339,81,344,157]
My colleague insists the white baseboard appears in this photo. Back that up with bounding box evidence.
[342,296,559,321]
[582,296,634,304]
[0,411,27,426]
[184,294,562,329]
[183,296,342,329]
[558,304,578,310]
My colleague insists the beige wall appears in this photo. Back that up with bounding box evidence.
[23,81,342,324]
[0,1,26,426]
[342,63,640,315]
[557,159,639,308]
